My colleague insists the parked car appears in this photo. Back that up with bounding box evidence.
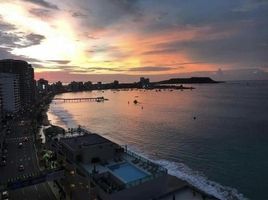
[18,164,24,171]
[23,137,29,142]
[6,129,11,135]
[1,191,9,199]
[18,142,23,148]
[0,160,7,167]
[1,155,7,161]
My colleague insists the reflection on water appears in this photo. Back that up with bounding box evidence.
[48,81,268,199]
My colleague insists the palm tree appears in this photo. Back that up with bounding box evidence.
[91,157,100,174]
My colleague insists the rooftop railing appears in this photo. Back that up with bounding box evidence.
[124,148,168,174]
[121,148,168,189]
[90,148,168,194]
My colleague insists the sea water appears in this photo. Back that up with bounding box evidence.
[47,80,268,200]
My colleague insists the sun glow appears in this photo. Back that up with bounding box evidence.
[15,19,82,61]
[1,2,85,63]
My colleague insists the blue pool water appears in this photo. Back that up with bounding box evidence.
[108,162,148,183]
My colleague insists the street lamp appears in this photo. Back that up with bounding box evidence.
[70,183,75,200]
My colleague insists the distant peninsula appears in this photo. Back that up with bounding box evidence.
[155,77,222,84]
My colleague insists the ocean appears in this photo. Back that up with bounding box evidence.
[47,80,268,200]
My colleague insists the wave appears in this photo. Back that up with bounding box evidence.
[155,160,248,200]
[125,145,248,200]
[48,102,77,128]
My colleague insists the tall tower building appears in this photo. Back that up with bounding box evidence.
[0,59,35,108]
[0,84,3,126]
[0,84,3,152]
[0,73,20,113]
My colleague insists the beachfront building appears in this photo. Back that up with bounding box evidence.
[37,78,49,94]
[0,59,35,109]
[50,132,217,200]
[50,81,65,94]
[0,86,3,126]
[0,73,20,113]
[139,77,150,88]
[51,133,167,200]
[0,86,4,151]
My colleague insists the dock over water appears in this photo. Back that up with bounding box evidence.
[53,97,107,103]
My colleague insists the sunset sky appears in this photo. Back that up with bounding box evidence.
[0,0,268,82]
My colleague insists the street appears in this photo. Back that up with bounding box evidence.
[9,182,56,200]
[0,120,56,200]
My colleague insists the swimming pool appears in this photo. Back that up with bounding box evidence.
[108,162,149,183]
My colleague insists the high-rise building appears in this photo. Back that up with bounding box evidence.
[139,77,150,88]
[68,81,84,91]
[84,81,93,90]
[0,73,20,113]
[0,85,3,127]
[50,81,65,93]
[0,59,35,108]
[37,78,49,93]
[0,85,3,152]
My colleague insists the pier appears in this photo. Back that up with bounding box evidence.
[53,97,107,103]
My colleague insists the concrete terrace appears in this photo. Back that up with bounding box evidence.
[60,133,113,152]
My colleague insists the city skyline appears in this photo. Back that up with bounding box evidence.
[0,0,268,82]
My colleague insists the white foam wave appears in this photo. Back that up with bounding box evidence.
[49,103,77,128]
[126,145,248,200]
[155,159,248,200]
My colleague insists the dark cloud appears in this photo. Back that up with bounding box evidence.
[0,47,41,63]
[0,33,45,48]
[22,0,59,10]
[71,11,87,18]
[47,60,71,64]
[86,35,99,40]
[87,45,131,59]
[141,48,181,55]
[0,32,18,48]
[181,22,268,67]
[0,17,16,31]
[71,0,142,29]
[147,14,268,68]
[0,16,17,48]
[86,67,125,72]
[31,64,80,71]
[0,16,45,48]
[128,66,175,72]
[29,8,52,18]
[134,0,268,54]
[0,16,46,63]
[59,66,177,73]
[23,33,45,47]
[87,45,116,53]
[31,63,46,68]
[0,47,17,59]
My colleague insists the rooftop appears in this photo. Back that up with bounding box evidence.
[79,148,168,193]
[60,134,113,152]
